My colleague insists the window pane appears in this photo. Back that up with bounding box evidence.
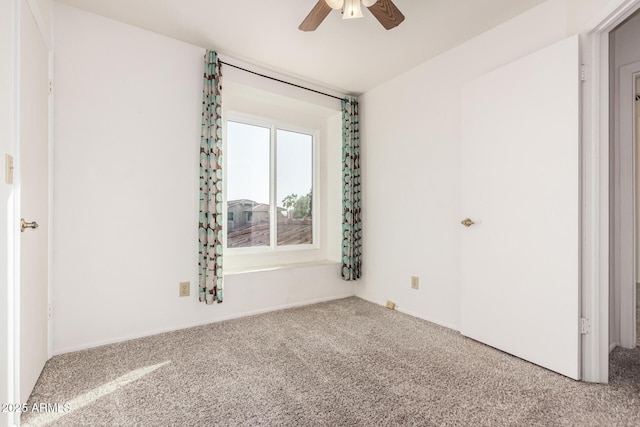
[276,129,313,246]
[226,121,270,248]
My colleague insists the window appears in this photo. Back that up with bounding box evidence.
[225,115,316,251]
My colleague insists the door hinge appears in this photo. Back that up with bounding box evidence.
[580,64,587,82]
[48,80,53,94]
[580,317,591,334]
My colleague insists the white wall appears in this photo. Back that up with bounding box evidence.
[50,0,620,355]
[356,0,580,329]
[52,4,353,354]
[566,0,613,33]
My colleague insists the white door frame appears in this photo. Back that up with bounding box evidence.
[1,0,19,424]
[616,61,640,349]
[11,0,22,418]
[582,0,640,383]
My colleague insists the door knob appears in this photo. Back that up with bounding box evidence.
[21,218,39,232]
[460,218,475,227]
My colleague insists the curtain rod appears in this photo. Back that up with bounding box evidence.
[219,61,345,101]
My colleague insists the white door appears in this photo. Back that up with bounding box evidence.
[460,35,581,379]
[19,0,49,402]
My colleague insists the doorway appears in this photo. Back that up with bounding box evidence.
[610,11,640,353]
[580,0,640,383]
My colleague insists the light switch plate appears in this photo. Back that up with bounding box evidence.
[5,154,14,185]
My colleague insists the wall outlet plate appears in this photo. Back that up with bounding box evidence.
[179,281,190,297]
[411,276,419,290]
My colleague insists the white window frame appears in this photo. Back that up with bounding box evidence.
[223,111,320,255]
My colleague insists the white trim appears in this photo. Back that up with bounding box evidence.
[270,122,276,248]
[582,0,640,383]
[610,341,619,352]
[224,259,339,275]
[12,0,22,412]
[52,294,355,356]
[47,46,53,361]
[394,305,459,332]
[584,0,640,34]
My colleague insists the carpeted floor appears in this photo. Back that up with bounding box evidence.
[22,297,640,426]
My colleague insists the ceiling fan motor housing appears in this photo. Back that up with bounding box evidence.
[299,0,405,32]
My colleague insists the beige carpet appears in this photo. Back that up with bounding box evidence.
[22,297,640,426]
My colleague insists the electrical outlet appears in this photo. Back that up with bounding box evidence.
[411,276,419,290]
[179,281,190,297]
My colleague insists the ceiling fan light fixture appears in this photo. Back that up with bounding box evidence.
[325,0,344,10]
[343,0,363,19]
[299,0,404,32]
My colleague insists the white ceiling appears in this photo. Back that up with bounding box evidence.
[57,0,547,95]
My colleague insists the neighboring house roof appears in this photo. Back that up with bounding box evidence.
[227,199,257,208]
[227,220,312,248]
[252,203,269,212]
[227,200,286,213]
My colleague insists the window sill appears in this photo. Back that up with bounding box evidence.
[224,259,339,276]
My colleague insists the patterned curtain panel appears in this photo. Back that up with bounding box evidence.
[199,50,224,304]
[341,96,362,281]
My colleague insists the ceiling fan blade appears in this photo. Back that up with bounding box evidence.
[367,0,405,30]
[299,1,333,32]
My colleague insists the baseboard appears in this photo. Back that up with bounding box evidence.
[375,302,459,332]
[52,293,355,356]
[610,341,620,353]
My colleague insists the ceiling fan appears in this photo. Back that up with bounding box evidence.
[299,0,405,32]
